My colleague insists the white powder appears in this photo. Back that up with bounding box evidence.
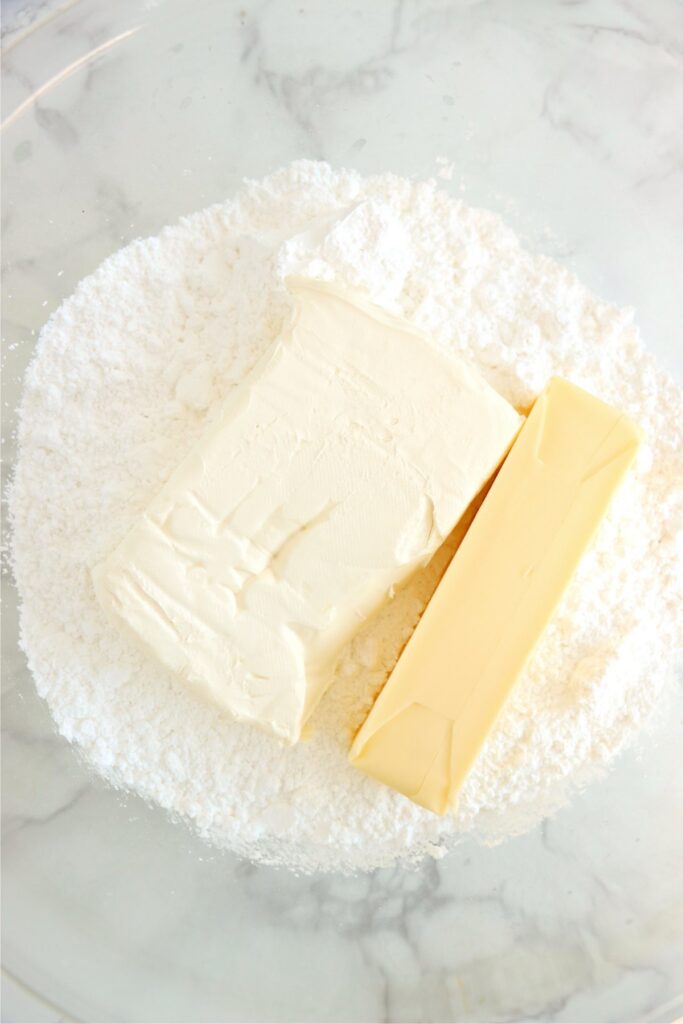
[10,161,683,874]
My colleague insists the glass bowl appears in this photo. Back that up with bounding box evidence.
[2,1,682,1020]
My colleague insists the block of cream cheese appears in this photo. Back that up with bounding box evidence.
[350,377,642,811]
[93,277,521,742]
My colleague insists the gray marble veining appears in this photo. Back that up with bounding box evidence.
[2,1,682,1021]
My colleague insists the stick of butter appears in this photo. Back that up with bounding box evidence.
[93,278,521,743]
[350,377,642,812]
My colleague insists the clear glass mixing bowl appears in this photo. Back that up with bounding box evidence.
[2,1,682,1021]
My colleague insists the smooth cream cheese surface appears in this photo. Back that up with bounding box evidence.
[93,277,521,742]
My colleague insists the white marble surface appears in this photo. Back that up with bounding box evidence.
[2,1,682,1021]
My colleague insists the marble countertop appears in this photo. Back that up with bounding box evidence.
[2,1,682,1021]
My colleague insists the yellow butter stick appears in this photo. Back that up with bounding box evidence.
[349,377,642,814]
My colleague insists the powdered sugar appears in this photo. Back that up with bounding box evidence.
[10,161,683,873]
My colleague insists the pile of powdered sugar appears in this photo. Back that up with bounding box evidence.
[10,161,683,873]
